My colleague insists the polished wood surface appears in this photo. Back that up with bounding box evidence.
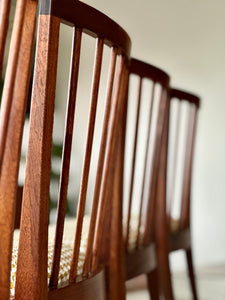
[0,0,37,298]
[0,1,201,300]
[123,58,170,299]
[40,0,131,57]
[48,270,106,300]
[4,0,130,299]
[156,88,200,300]
[0,0,37,169]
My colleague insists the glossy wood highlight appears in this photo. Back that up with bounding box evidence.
[0,0,38,298]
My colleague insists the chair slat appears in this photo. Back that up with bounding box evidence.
[125,77,142,250]
[0,0,37,298]
[15,15,60,300]
[180,106,198,229]
[143,87,167,245]
[136,82,155,248]
[0,0,27,170]
[83,47,117,277]
[168,100,182,220]
[91,56,126,272]
[49,27,82,288]
[107,66,129,299]
[69,37,104,282]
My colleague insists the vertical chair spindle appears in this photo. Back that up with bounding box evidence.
[69,37,104,282]
[49,27,82,288]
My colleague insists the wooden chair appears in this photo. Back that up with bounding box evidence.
[0,0,131,299]
[156,88,200,299]
[0,0,37,297]
[122,58,170,298]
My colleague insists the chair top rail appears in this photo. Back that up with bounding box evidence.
[130,58,170,87]
[40,0,131,57]
[170,88,200,108]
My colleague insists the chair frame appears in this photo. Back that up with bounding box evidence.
[122,58,170,299]
[1,0,131,299]
[0,0,37,298]
[156,88,200,300]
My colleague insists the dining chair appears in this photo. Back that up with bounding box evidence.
[0,0,37,297]
[122,58,170,298]
[156,88,200,299]
[0,0,131,299]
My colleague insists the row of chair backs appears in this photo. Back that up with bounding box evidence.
[0,0,200,299]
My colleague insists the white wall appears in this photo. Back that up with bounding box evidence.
[79,0,225,269]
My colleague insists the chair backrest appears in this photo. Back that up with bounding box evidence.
[3,0,130,299]
[166,88,200,230]
[123,58,169,251]
[0,0,38,298]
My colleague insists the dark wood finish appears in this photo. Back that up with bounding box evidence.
[105,62,128,300]
[83,47,118,277]
[70,37,104,282]
[48,270,106,300]
[14,186,23,229]
[155,91,174,299]
[49,27,82,289]
[126,244,157,280]
[15,14,60,300]
[0,0,37,298]
[156,88,200,300]
[0,1,131,299]
[40,0,131,57]
[125,76,142,250]
[123,58,170,299]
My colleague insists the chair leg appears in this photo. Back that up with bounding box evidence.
[157,250,174,300]
[146,268,159,300]
[186,249,198,300]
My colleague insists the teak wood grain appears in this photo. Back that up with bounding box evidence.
[0,0,38,298]
[0,0,131,299]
